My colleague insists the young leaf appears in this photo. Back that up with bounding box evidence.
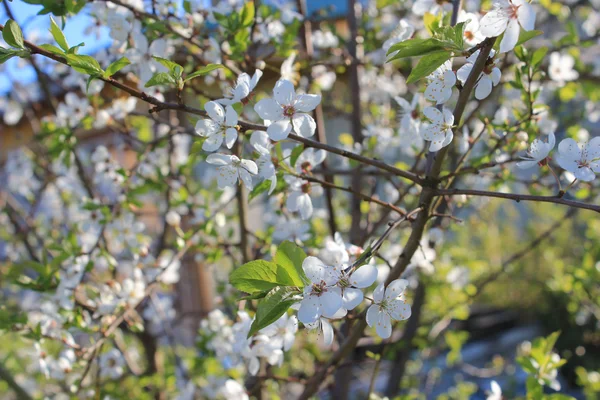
[184,64,225,82]
[515,29,544,47]
[249,179,272,202]
[3,19,26,49]
[274,241,308,287]
[247,286,299,337]
[387,38,453,62]
[531,46,548,69]
[104,57,130,78]
[152,56,182,73]
[49,16,69,51]
[65,54,104,75]
[289,145,304,168]
[145,72,177,88]
[407,51,452,84]
[39,43,65,56]
[0,47,19,64]
[229,260,298,294]
[240,1,255,28]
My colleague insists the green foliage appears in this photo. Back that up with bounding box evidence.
[22,0,86,17]
[49,16,69,51]
[65,54,104,76]
[184,64,225,82]
[229,260,300,293]
[2,19,25,49]
[444,330,469,366]
[407,51,452,83]
[273,241,308,286]
[104,57,131,78]
[248,286,300,337]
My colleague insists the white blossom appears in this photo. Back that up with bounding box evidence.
[480,0,536,54]
[555,137,600,182]
[195,101,239,152]
[422,106,455,152]
[366,279,411,339]
[517,132,555,169]
[206,154,258,190]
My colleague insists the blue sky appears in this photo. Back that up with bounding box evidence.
[0,1,111,94]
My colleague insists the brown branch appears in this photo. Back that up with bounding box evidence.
[435,188,600,213]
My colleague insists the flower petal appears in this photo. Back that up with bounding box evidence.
[206,153,233,166]
[255,98,283,121]
[321,319,334,346]
[350,265,378,288]
[479,10,508,37]
[320,290,343,318]
[225,127,238,149]
[292,113,316,138]
[225,105,238,126]
[298,295,320,324]
[295,94,321,112]
[517,2,536,31]
[499,18,520,54]
[267,119,293,141]
[205,101,225,123]
[342,287,364,311]
[274,79,296,105]
[384,279,409,301]
[388,299,412,321]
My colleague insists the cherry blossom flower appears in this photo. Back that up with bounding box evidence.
[294,148,326,174]
[459,11,486,46]
[297,256,343,324]
[2,99,23,125]
[555,137,600,182]
[99,349,125,379]
[422,106,455,152]
[206,154,258,190]
[516,132,555,169]
[217,70,263,105]
[195,101,239,152]
[126,29,168,86]
[250,131,277,193]
[366,279,412,339]
[334,264,378,311]
[254,79,321,140]
[548,52,579,86]
[304,317,335,346]
[457,50,501,100]
[412,0,452,15]
[285,176,323,220]
[260,314,298,351]
[424,61,456,105]
[480,0,536,54]
[394,94,421,138]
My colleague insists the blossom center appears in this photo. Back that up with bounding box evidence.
[301,183,311,194]
[310,280,327,296]
[508,2,521,19]
[283,105,296,117]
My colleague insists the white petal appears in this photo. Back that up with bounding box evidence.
[517,2,536,31]
[225,105,238,126]
[302,256,329,284]
[375,311,393,339]
[479,10,508,37]
[574,166,596,182]
[366,305,379,327]
[255,98,283,121]
[384,279,409,301]
[250,131,271,151]
[274,79,297,105]
[321,319,334,346]
[240,159,258,175]
[372,282,385,303]
[202,133,223,152]
[475,76,493,100]
[215,166,238,188]
[238,168,254,190]
[388,299,412,321]
[295,94,321,112]
[342,288,364,310]
[225,127,238,149]
[456,63,473,85]
[423,106,442,123]
[292,113,316,138]
[205,101,225,123]
[499,18,520,54]
[516,160,538,169]
[350,265,378,288]
[394,96,411,111]
[298,296,320,324]
[206,153,233,166]
[320,290,343,318]
[295,193,313,220]
[195,119,218,136]
[267,119,293,141]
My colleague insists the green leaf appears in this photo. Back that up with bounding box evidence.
[386,38,454,61]
[249,178,272,201]
[67,42,85,54]
[289,145,304,168]
[184,64,225,82]
[274,241,308,286]
[0,47,18,64]
[3,19,25,49]
[104,57,130,78]
[239,290,270,301]
[229,260,299,294]
[49,16,69,51]
[531,46,548,69]
[65,54,104,75]
[145,72,177,88]
[248,286,299,337]
[407,51,452,83]
[152,56,182,73]
[240,1,255,27]
[516,29,544,48]
[39,43,65,56]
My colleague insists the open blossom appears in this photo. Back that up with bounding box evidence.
[459,11,485,46]
[548,52,579,86]
[254,79,321,140]
[250,131,277,193]
[294,148,326,174]
[555,137,600,182]
[480,0,536,54]
[217,70,263,105]
[206,154,258,190]
[424,61,456,105]
[304,317,335,346]
[195,101,239,152]
[334,264,378,312]
[457,50,501,100]
[297,256,343,324]
[516,132,555,169]
[422,106,454,152]
[366,279,412,339]
[285,176,323,220]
